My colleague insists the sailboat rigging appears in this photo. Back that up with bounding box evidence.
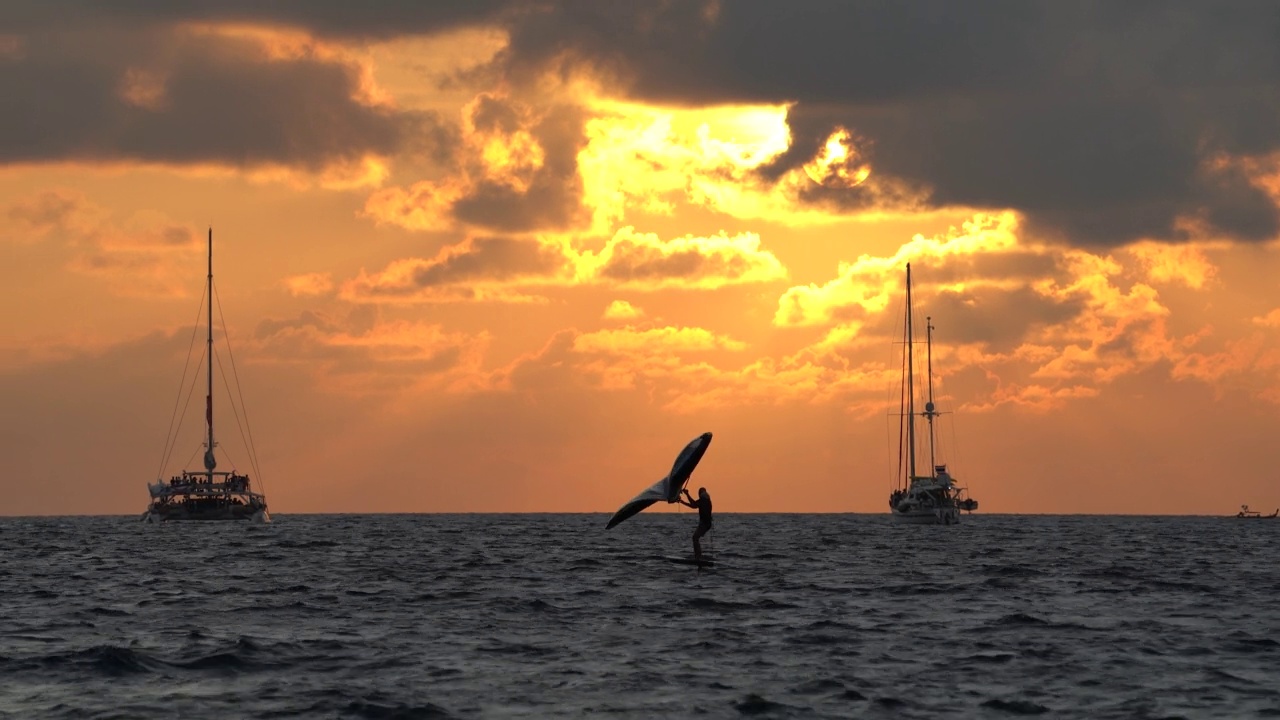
[887,263,978,525]
[142,228,269,523]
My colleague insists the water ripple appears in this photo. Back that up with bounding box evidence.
[1,514,1276,718]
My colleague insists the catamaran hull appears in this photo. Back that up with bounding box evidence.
[892,508,960,525]
[143,507,270,523]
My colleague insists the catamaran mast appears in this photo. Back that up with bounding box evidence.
[203,227,216,479]
[905,263,917,481]
[926,316,936,475]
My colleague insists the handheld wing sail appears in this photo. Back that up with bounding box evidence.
[606,432,712,529]
[603,476,671,530]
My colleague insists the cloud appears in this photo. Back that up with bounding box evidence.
[0,23,450,175]
[603,300,643,320]
[573,326,746,355]
[11,3,1279,246]
[574,227,787,290]
[0,1,522,41]
[575,100,844,230]
[254,307,490,395]
[1126,242,1220,289]
[766,211,1262,413]
[339,235,566,304]
[775,213,1028,328]
[490,322,902,415]
[495,1,1280,247]
[1,189,202,297]
[339,226,787,303]
[1253,309,1280,328]
[283,273,335,297]
[364,94,587,233]
[2,188,108,244]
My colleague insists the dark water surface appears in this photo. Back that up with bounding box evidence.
[1,514,1277,719]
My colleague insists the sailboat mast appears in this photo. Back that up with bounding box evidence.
[204,227,215,479]
[905,263,917,481]
[926,316,936,475]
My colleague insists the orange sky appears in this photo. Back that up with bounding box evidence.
[3,3,1280,515]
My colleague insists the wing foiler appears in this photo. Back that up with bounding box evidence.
[606,432,713,529]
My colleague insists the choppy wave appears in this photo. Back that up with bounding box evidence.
[1,514,1278,718]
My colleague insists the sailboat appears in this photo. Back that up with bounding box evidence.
[142,228,269,523]
[887,263,977,525]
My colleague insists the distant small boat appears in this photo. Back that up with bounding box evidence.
[887,263,978,525]
[1234,505,1278,519]
[142,229,269,524]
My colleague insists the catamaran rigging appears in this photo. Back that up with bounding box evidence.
[142,228,269,523]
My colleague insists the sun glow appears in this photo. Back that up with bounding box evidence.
[575,99,869,229]
[803,128,871,188]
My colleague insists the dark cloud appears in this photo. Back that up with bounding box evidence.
[8,1,1278,245]
[255,310,342,340]
[927,286,1086,353]
[5,189,83,228]
[496,0,1280,246]
[452,104,589,232]
[919,251,1060,287]
[0,1,521,40]
[601,247,709,282]
[253,310,470,385]
[832,254,1086,351]
[411,236,564,286]
[0,26,452,168]
[600,240,752,283]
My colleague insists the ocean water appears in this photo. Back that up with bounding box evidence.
[1,514,1277,719]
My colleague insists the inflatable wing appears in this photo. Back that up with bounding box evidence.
[603,476,671,530]
[605,432,712,529]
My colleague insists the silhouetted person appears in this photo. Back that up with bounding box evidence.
[679,487,713,561]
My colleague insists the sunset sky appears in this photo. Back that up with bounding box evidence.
[4,1,1280,515]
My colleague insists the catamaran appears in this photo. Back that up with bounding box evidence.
[142,229,269,523]
[887,263,977,525]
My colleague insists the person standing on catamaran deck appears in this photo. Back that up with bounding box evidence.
[679,487,713,561]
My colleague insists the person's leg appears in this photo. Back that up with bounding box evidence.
[692,524,707,560]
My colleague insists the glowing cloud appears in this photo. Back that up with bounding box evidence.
[2,190,201,297]
[254,313,491,395]
[364,180,466,232]
[363,92,583,234]
[576,99,900,229]
[574,326,746,355]
[603,300,644,320]
[3,189,107,242]
[803,128,871,188]
[765,211,1247,413]
[1127,242,1219,289]
[775,213,1023,328]
[1252,309,1280,328]
[283,273,335,297]
[338,227,786,304]
[571,227,787,290]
